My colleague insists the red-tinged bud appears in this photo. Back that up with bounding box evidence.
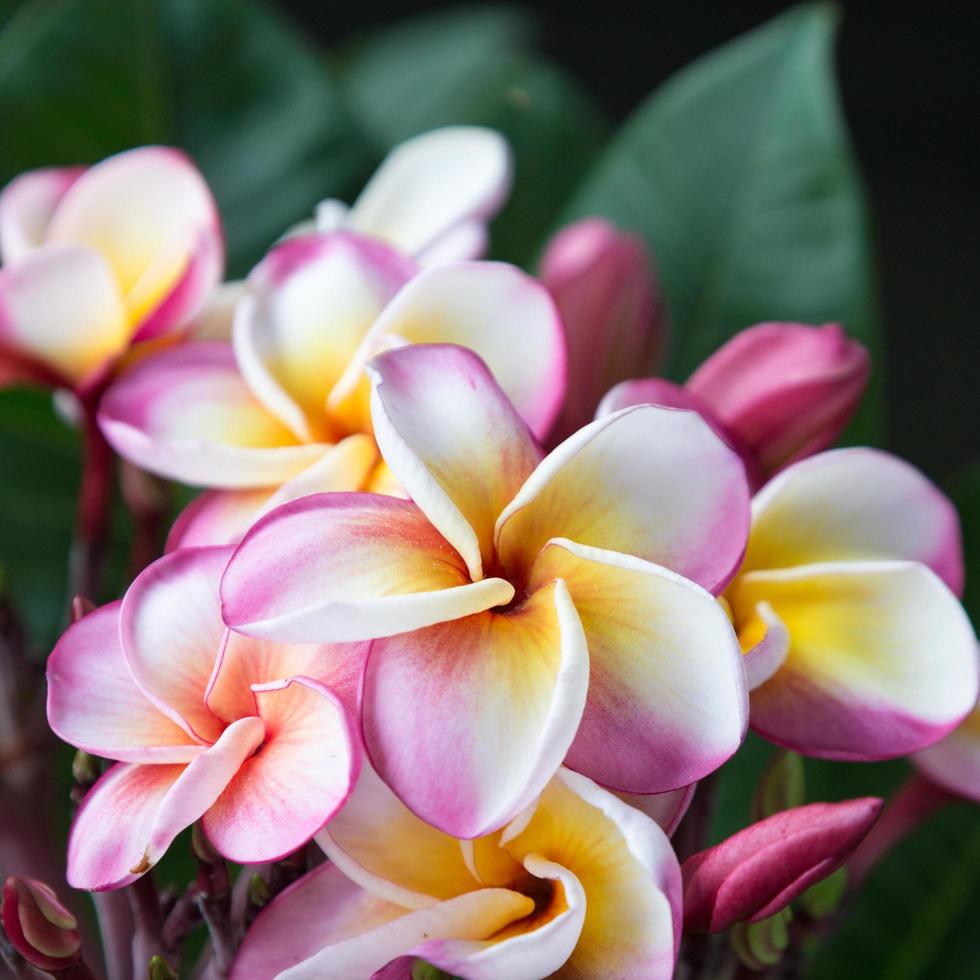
[1,876,81,972]
[539,217,664,444]
[681,798,882,933]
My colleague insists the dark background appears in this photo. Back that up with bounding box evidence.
[283,0,980,483]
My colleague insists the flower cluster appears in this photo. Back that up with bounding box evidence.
[1,129,977,979]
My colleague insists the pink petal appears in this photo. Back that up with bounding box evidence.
[913,698,980,803]
[368,343,541,580]
[0,166,84,262]
[233,233,416,442]
[221,493,513,643]
[616,785,697,839]
[120,547,233,743]
[362,579,588,838]
[203,677,359,863]
[741,602,790,691]
[67,717,264,890]
[330,262,565,439]
[99,342,327,488]
[530,540,747,792]
[496,405,751,594]
[681,798,883,932]
[46,601,202,763]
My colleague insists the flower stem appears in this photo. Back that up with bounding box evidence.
[69,404,113,605]
[128,873,165,977]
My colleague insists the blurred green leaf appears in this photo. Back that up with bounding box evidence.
[341,5,608,265]
[0,0,375,274]
[561,3,883,441]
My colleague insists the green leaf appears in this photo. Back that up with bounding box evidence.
[0,0,375,274]
[341,5,608,265]
[561,3,883,441]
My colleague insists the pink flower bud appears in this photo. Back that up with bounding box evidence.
[681,798,882,933]
[1,876,82,972]
[539,217,664,443]
[686,322,870,477]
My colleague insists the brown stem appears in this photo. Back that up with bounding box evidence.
[92,891,134,980]
[119,463,170,577]
[673,772,719,863]
[127,873,165,977]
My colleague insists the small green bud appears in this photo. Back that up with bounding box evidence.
[731,907,792,971]
[798,866,847,920]
[411,958,457,980]
[247,873,271,909]
[752,750,805,821]
[148,954,178,979]
[71,750,100,788]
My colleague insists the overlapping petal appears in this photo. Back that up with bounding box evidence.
[202,677,358,863]
[496,405,750,592]
[731,561,979,758]
[0,166,83,262]
[221,493,513,642]
[46,602,201,763]
[368,343,541,579]
[99,342,328,487]
[913,699,980,802]
[330,262,565,439]
[743,448,964,593]
[530,540,747,791]
[233,233,415,441]
[362,580,588,838]
[67,717,264,890]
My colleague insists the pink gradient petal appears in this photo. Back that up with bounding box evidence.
[496,404,751,594]
[100,342,327,488]
[744,448,965,595]
[46,601,202,763]
[348,127,511,259]
[330,261,565,439]
[231,863,404,979]
[414,219,487,266]
[362,580,588,838]
[0,243,127,384]
[67,717,263,891]
[913,698,980,803]
[0,166,84,262]
[120,547,234,743]
[203,677,359,863]
[530,540,747,793]
[742,602,790,691]
[368,343,541,580]
[682,798,883,932]
[221,493,513,643]
[234,233,415,441]
[616,785,697,839]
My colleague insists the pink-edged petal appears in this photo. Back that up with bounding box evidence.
[0,243,127,383]
[730,561,979,759]
[67,717,264,890]
[496,405,751,593]
[233,233,415,441]
[202,677,358,863]
[530,539,747,792]
[414,219,487,266]
[913,698,980,803]
[221,493,513,643]
[681,798,883,932]
[744,448,964,594]
[46,146,223,332]
[616,785,697,839]
[99,342,327,488]
[231,863,405,980]
[0,166,84,262]
[318,763,478,908]
[741,602,790,691]
[368,343,541,580]
[329,262,565,439]
[120,547,233,743]
[419,857,585,980]
[277,890,532,980]
[187,280,244,341]
[362,579,588,838]
[503,770,682,978]
[348,127,511,259]
[165,435,378,551]
[46,601,202,763]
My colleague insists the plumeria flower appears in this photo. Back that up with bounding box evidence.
[0,146,222,394]
[725,449,978,759]
[913,695,980,803]
[46,547,361,891]
[99,244,566,550]
[232,766,681,980]
[600,322,870,487]
[221,342,750,838]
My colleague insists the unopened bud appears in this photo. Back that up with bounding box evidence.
[1,876,81,972]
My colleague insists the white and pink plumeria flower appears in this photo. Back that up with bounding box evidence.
[100,239,566,550]
[0,146,222,393]
[46,546,362,890]
[232,765,681,980]
[726,449,978,759]
[220,341,751,838]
